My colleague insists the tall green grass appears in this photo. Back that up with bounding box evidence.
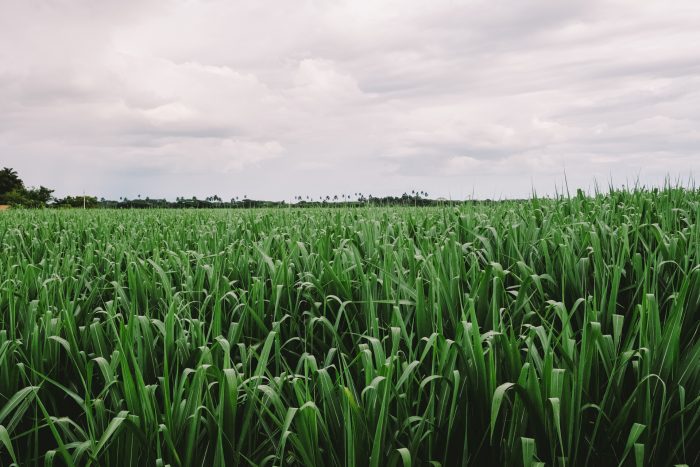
[0,188,699,466]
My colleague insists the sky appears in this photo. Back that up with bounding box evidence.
[1,0,699,201]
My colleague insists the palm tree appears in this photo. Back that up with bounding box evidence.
[0,167,24,195]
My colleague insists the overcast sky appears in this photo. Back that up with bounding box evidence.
[1,0,699,200]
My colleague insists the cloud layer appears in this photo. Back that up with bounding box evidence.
[1,0,699,200]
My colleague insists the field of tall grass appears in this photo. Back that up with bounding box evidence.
[1,188,699,466]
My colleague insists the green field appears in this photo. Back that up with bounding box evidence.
[1,189,699,466]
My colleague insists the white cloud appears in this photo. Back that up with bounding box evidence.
[1,0,699,200]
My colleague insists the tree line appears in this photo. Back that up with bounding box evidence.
[0,167,457,209]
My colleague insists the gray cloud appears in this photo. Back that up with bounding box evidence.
[1,0,699,200]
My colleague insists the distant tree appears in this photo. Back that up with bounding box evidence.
[0,167,54,207]
[53,195,98,208]
[2,185,53,207]
[25,186,54,206]
[0,167,24,196]
[2,189,28,206]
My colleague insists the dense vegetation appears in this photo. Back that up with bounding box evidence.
[0,188,699,466]
[2,165,443,209]
[0,167,54,208]
[95,192,438,209]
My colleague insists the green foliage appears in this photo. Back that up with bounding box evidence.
[0,167,24,198]
[0,167,53,207]
[52,195,99,208]
[0,187,699,466]
[2,186,54,207]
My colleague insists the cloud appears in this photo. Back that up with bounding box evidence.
[1,0,699,200]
